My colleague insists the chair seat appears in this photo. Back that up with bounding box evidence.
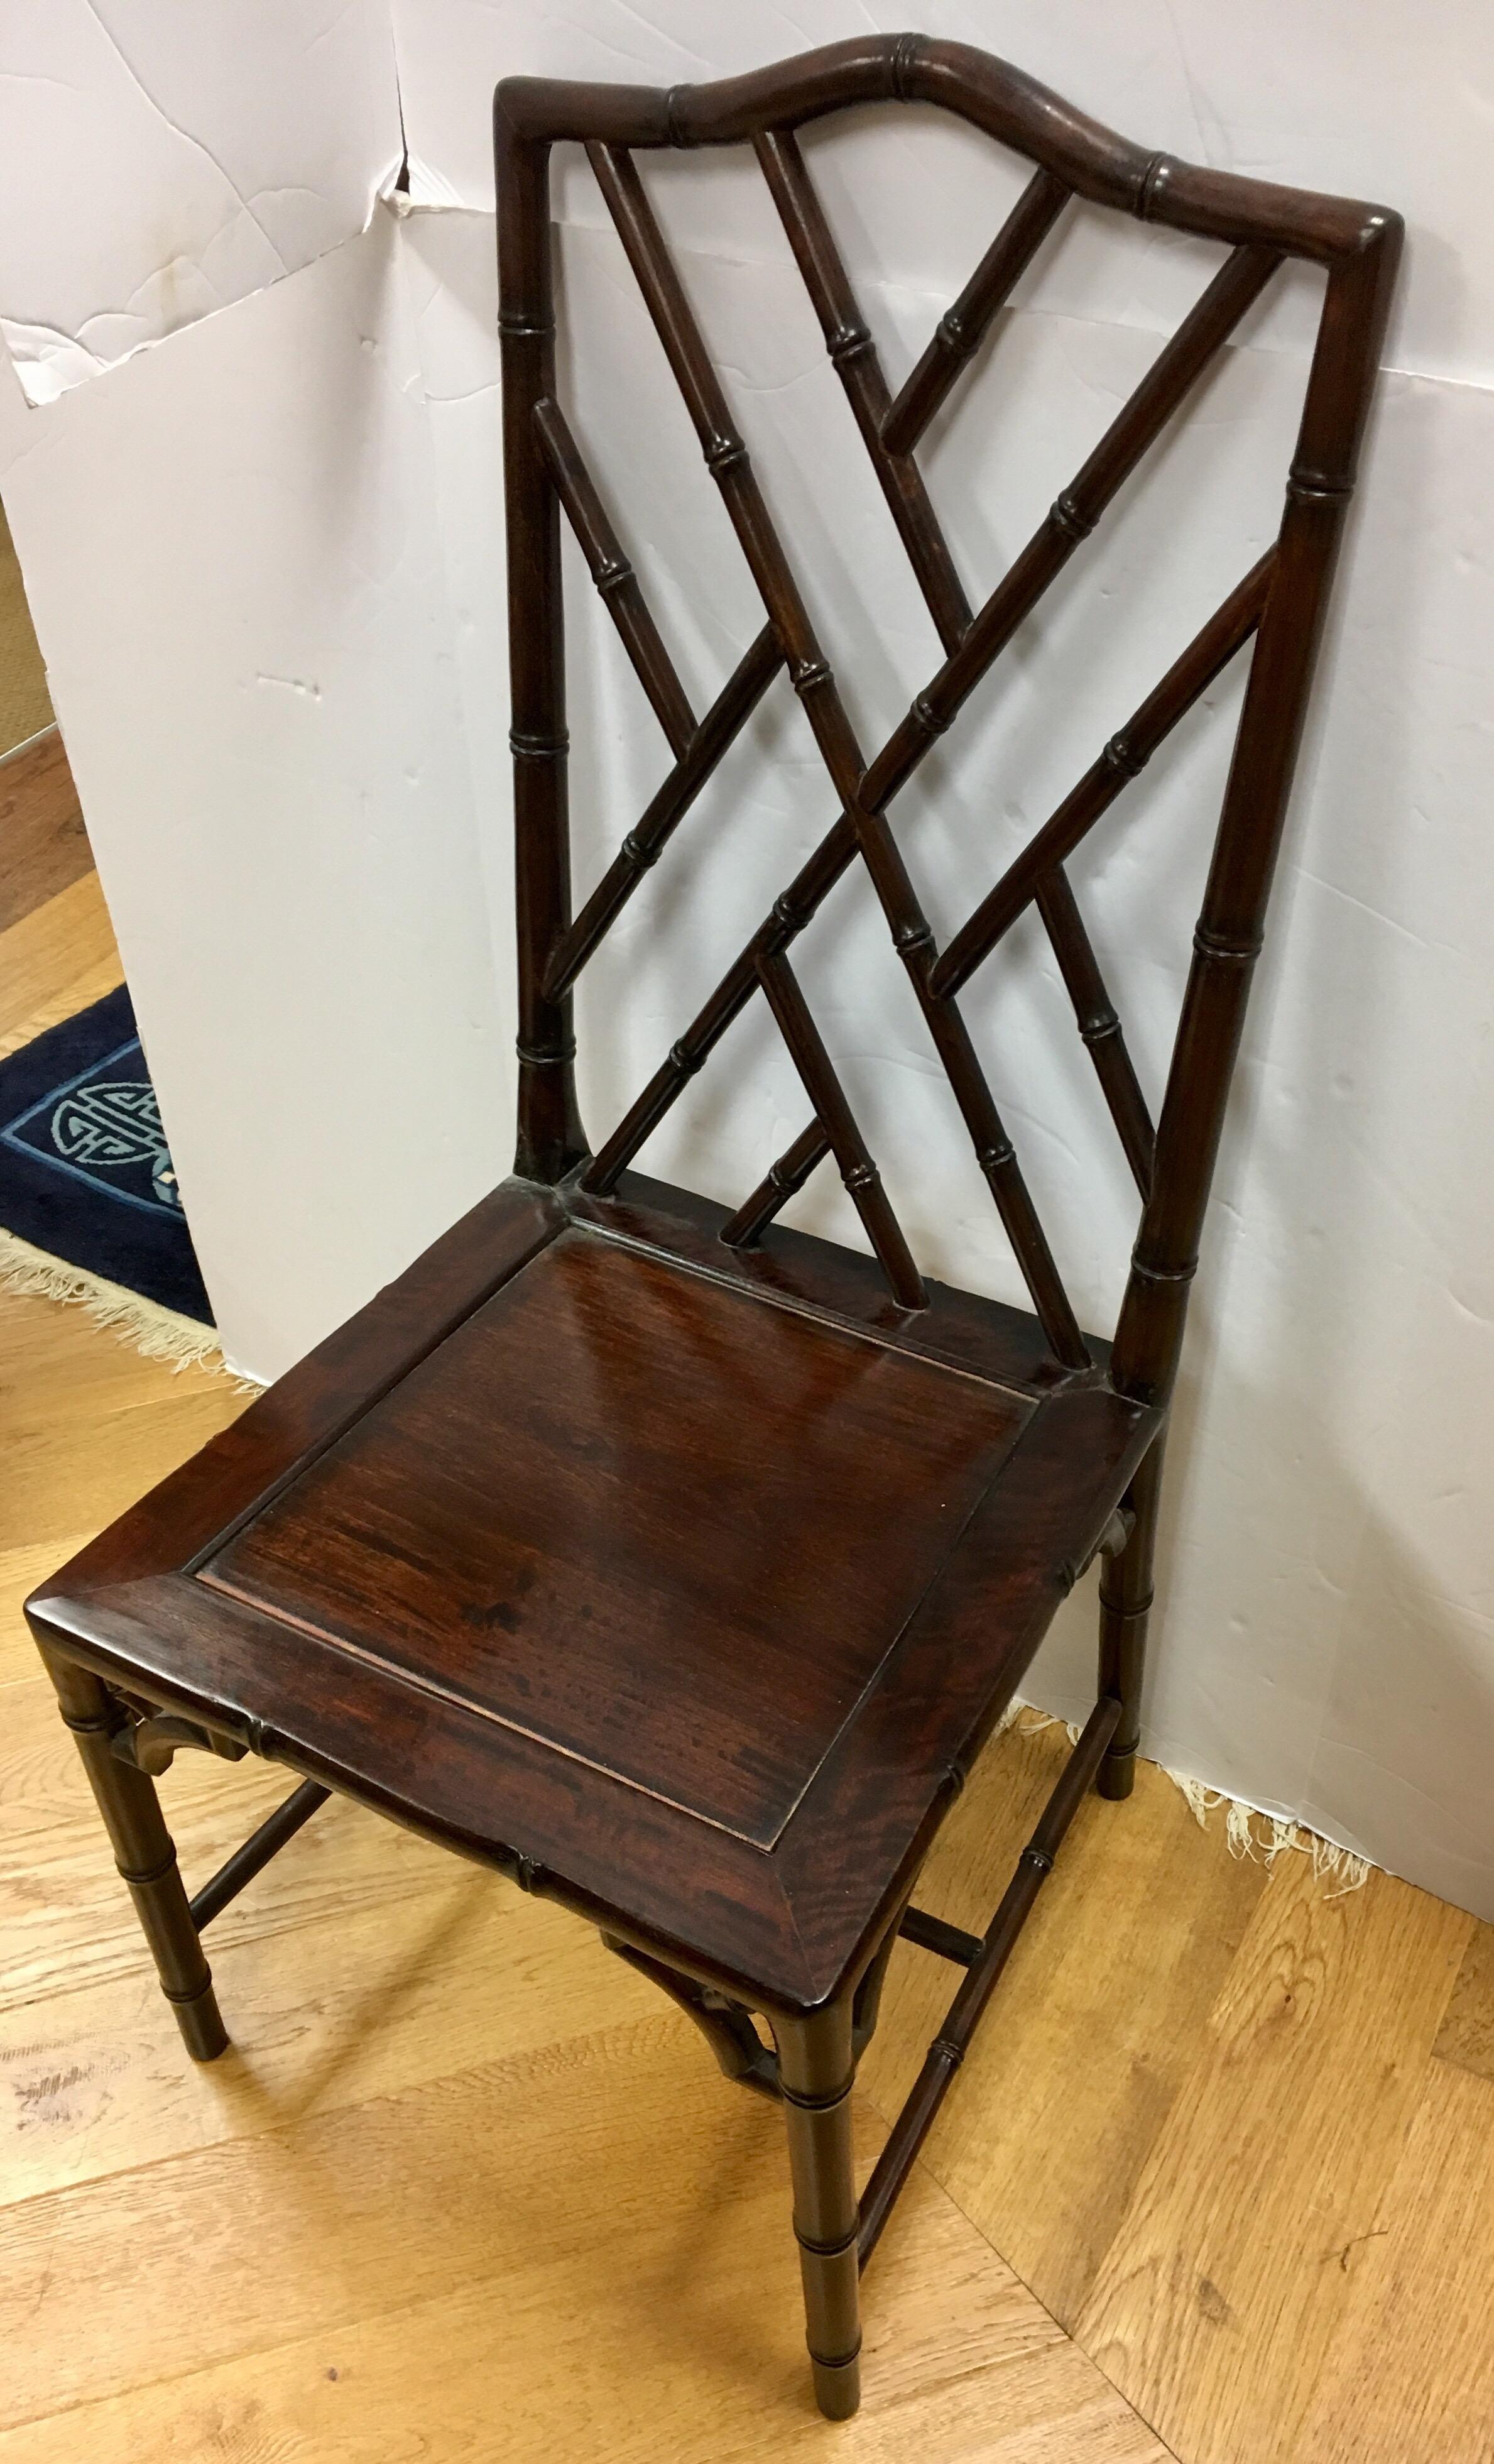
[28,1171,1159,2014]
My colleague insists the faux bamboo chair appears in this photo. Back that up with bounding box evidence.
[26,35,1399,2423]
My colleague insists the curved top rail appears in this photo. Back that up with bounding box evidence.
[495,32,1398,268]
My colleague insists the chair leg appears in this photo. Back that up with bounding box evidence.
[1096,1437,1164,1802]
[45,1651,227,2060]
[773,2001,861,2419]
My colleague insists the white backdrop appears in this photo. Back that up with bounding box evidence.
[3,3,1492,1916]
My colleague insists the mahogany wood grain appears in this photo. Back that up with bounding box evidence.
[30,1175,1160,2018]
[26,32,1399,2424]
[208,1234,1020,1844]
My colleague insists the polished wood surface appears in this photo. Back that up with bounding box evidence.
[3,976,1491,2456]
[211,1235,1028,1844]
[30,1172,1159,2016]
[20,31,1401,2424]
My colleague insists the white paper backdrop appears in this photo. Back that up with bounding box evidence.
[3,1,1493,1916]
[0,1,403,403]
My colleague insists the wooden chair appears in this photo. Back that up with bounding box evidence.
[26,35,1399,2421]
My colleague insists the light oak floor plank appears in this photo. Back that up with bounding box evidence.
[0,1705,482,2016]
[1074,1859,1470,2464]
[0,1544,90,1694]
[0,1841,667,2204]
[0,510,51,758]
[0,870,121,1057]
[0,2017,1169,2458]
[1432,1916,1494,2081]
[0,1289,243,1597]
[861,1721,1268,2333]
[0,2268,1167,2464]
[1300,2057,1494,2463]
[0,735,89,936]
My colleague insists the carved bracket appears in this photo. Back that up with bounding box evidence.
[601,1933,782,2098]
[111,1709,249,1778]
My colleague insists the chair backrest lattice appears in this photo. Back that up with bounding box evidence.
[496,35,1400,1406]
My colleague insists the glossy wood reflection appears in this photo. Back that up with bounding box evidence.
[25,30,1398,2428]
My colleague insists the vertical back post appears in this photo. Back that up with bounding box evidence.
[1110,223,1401,1407]
[496,106,589,1181]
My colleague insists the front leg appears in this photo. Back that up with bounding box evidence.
[773,2001,861,2418]
[43,1650,227,2061]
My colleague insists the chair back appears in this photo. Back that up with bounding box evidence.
[496,35,1400,1401]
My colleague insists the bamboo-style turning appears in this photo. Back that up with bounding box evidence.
[189,1780,331,1931]
[858,1694,1121,2264]
[22,41,1397,2446]
[755,126,971,654]
[535,397,696,756]
[756,950,927,1310]
[571,219,1283,1373]
[487,47,1399,2414]
[881,165,1070,454]
[541,625,782,1002]
[932,550,1277,999]
[720,1117,832,1248]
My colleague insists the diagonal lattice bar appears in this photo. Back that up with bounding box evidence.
[582,207,1279,1362]
[882,165,1070,456]
[1035,868,1155,1195]
[586,239,1280,1156]
[721,1117,833,1247]
[867,244,1280,800]
[755,951,927,1309]
[542,623,783,1002]
[933,548,1277,998]
[754,128,971,655]
[535,396,697,757]
[586,138,1086,1365]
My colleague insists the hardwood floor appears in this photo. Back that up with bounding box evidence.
[0,736,89,938]
[2,855,1490,2459]
[0,510,52,758]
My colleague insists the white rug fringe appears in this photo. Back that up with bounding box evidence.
[1160,1765,1370,1895]
[1008,1700,1371,1897]
[0,1224,253,1387]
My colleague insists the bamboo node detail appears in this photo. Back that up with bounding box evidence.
[890,33,923,100]
[1051,492,1096,540]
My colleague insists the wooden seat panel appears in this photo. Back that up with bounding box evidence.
[29,1173,1156,2008]
[202,1231,1030,1846]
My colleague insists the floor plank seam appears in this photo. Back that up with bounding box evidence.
[848,2116,1181,2453]
[856,2081,1201,2461]
[0,2248,555,2443]
[0,2007,694,2223]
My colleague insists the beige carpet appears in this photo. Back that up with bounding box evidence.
[0,503,52,754]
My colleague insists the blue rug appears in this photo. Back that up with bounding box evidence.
[0,984,212,1326]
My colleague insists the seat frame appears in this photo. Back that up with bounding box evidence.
[26,33,1399,2423]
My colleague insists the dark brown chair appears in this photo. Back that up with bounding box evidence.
[26,36,1398,2421]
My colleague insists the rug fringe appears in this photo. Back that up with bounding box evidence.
[0,1225,254,1387]
[1008,1701,1371,1897]
[1163,1768,1372,1897]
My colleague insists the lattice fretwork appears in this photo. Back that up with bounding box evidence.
[498,59,1388,1382]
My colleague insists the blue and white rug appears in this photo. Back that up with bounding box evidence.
[0,983,217,1359]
